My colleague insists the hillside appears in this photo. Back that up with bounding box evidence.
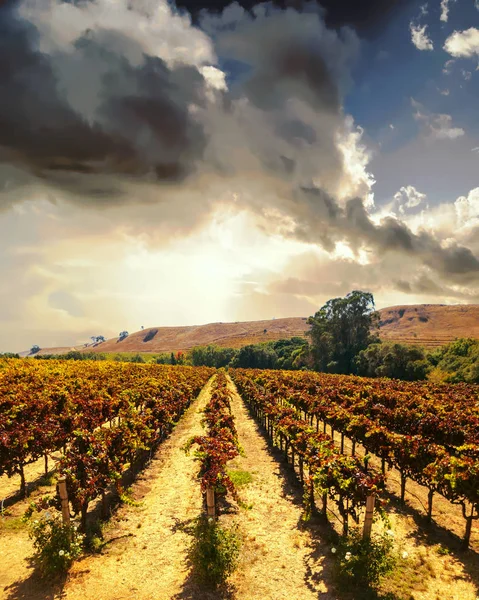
[25,317,310,356]
[377,304,479,348]
[22,304,479,356]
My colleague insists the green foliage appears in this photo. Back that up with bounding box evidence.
[333,527,396,590]
[189,345,238,368]
[233,344,277,369]
[119,486,143,507]
[34,351,107,361]
[226,469,253,487]
[155,352,174,364]
[428,338,479,383]
[355,342,430,381]
[188,515,241,588]
[231,337,308,370]
[27,511,84,578]
[186,338,309,371]
[307,290,379,374]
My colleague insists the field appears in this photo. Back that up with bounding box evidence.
[1,359,479,600]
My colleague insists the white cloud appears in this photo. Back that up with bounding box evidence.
[443,59,455,74]
[430,114,465,139]
[444,28,479,58]
[412,100,465,140]
[394,185,428,214]
[440,88,450,95]
[455,188,479,228]
[18,0,215,68]
[410,23,434,50]
[440,0,455,23]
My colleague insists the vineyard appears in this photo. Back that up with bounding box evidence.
[1,358,479,599]
[0,359,213,521]
[231,368,479,548]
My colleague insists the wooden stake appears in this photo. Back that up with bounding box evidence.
[58,476,70,526]
[363,494,375,540]
[206,488,215,518]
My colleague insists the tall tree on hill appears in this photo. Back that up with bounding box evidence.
[307,290,379,374]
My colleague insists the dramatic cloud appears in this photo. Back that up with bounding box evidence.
[444,27,479,58]
[410,23,434,50]
[0,0,478,352]
[0,1,216,203]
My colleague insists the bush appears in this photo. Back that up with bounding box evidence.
[333,527,395,590]
[189,515,240,588]
[27,511,84,578]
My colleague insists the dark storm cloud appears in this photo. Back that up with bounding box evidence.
[199,2,355,189]
[0,3,208,202]
[294,188,479,282]
[177,0,412,34]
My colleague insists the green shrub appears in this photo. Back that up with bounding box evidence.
[333,527,396,590]
[189,515,240,588]
[28,511,84,578]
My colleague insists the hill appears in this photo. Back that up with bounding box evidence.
[24,317,310,356]
[22,304,479,356]
[377,304,479,348]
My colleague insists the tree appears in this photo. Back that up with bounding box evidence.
[118,331,129,341]
[355,342,430,381]
[91,336,105,344]
[30,345,41,355]
[307,291,379,374]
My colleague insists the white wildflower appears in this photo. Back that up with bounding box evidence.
[58,550,65,557]
[345,552,352,561]
[331,547,337,554]
[402,551,409,559]
[386,529,394,537]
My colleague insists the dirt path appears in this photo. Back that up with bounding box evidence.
[223,375,331,600]
[2,377,214,600]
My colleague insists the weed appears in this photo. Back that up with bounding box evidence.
[333,527,396,592]
[26,510,84,578]
[188,515,241,589]
[227,469,253,487]
[119,487,143,508]
[0,516,26,532]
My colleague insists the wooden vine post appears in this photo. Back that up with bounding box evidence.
[206,488,216,518]
[57,476,71,526]
[362,494,375,540]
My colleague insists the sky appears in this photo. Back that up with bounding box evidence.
[0,0,478,352]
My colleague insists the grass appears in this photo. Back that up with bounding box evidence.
[0,516,27,532]
[38,472,56,487]
[227,469,253,487]
[119,486,144,508]
[377,551,435,599]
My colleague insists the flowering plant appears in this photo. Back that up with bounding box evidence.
[27,510,84,578]
[334,527,396,589]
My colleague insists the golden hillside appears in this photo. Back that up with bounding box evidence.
[24,304,479,356]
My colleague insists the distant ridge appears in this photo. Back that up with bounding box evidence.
[21,304,479,356]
